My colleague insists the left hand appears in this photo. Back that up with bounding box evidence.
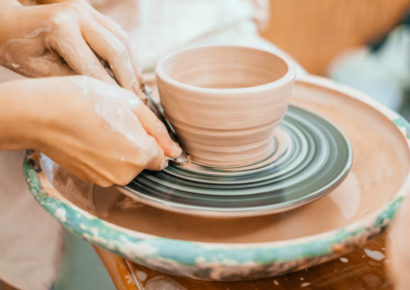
[0,0,145,98]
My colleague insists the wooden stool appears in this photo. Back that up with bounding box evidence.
[95,234,392,289]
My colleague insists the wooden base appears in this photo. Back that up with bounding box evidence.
[0,281,18,290]
[95,234,392,289]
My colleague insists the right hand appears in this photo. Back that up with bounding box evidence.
[27,76,181,187]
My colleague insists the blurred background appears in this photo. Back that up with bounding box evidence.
[261,0,409,117]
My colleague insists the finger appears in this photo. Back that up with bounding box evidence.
[126,114,168,171]
[89,12,145,91]
[74,164,113,187]
[46,26,115,85]
[135,104,182,158]
[143,135,168,171]
[88,9,130,50]
[35,51,75,76]
[121,111,167,171]
[7,54,74,78]
[82,23,142,96]
[92,99,167,172]
[0,37,74,77]
[95,79,143,109]
[45,150,114,187]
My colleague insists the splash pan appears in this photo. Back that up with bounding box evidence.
[24,76,410,281]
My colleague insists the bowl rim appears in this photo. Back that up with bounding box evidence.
[155,45,296,95]
[23,75,410,267]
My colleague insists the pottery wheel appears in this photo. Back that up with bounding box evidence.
[122,105,352,217]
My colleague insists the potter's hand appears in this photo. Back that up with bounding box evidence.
[0,76,182,187]
[0,0,144,98]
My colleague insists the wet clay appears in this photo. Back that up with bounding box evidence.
[46,80,410,244]
[156,46,295,166]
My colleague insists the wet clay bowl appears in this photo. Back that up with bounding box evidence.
[24,76,410,281]
[156,45,295,166]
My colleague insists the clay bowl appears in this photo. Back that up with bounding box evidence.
[156,45,295,166]
[24,76,410,281]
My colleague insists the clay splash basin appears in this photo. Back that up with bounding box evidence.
[24,76,410,281]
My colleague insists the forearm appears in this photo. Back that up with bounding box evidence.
[0,79,42,150]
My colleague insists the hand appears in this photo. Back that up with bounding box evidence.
[0,0,145,99]
[0,76,181,187]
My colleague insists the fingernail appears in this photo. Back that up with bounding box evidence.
[169,142,182,157]
[131,82,146,100]
[160,158,169,170]
[137,74,145,85]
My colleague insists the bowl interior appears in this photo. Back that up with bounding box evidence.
[159,46,288,89]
